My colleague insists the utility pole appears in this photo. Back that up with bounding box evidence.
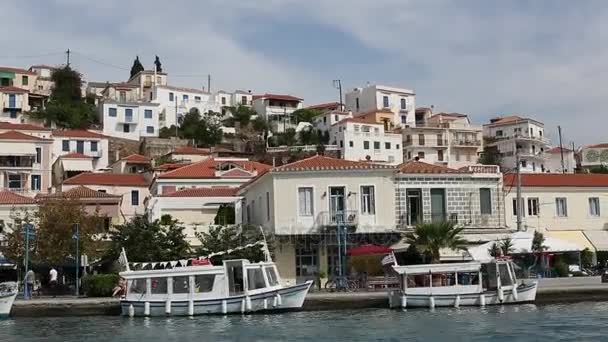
[66,49,71,67]
[175,97,179,138]
[22,224,35,299]
[207,74,211,93]
[558,125,565,174]
[515,148,523,232]
[333,80,343,111]
[72,223,80,297]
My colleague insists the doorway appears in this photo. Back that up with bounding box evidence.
[225,260,244,296]
[328,186,346,224]
[406,189,422,225]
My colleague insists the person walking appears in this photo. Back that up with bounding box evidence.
[25,270,35,300]
[49,267,58,297]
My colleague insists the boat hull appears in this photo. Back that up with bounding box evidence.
[121,281,312,316]
[388,282,538,308]
[0,292,17,317]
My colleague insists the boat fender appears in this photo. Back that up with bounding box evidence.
[479,294,486,306]
[454,295,460,308]
[188,300,194,316]
[388,293,393,308]
[273,295,278,308]
[498,287,504,303]
[429,297,435,308]
[165,300,171,315]
[221,300,227,314]
[263,298,268,310]
[241,298,246,313]
[276,293,282,306]
[512,286,518,301]
[144,302,150,316]
[128,304,135,317]
[246,296,252,311]
[401,295,407,308]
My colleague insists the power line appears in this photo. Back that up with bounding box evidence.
[0,51,64,59]
[70,51,130,71]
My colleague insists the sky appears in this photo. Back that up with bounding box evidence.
[2,0,607,145]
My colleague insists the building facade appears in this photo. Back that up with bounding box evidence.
[544,147,576,174]
[252,94,303,133]
[344,84,415,127]
[0,130,52,195]
[152,85,219,128]
[51,129,109,169]
[580,143,608,171]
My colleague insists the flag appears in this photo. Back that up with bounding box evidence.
[118,248,130,271]
[381,253,396,266]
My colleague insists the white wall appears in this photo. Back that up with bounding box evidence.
[51,136,109,170]
[100,101,160,141]
[544,151,576,174]
[152,86,220,128]
[331,121,403,164]
[62,184,150,220]
[344,85,415,127]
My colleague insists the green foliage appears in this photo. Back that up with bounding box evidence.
[30,66,97,128]
[163,108,222,147]
[588,166,608,174]
[478,145,502,166]
[553,260,569,277]
[404,221,467,263]
[581,248,594,268]
[196,225,273,264]
[105,214,191,263]
[292,108,320,123]
[500,237,515,256]
[398,244,426,265]
[82,274,119,297]
[252,116,269,133]
[130,56,144,78]
[531,231,547,253]
[230,105,255,127]
[488,242,501,258]
[214,205,235,225]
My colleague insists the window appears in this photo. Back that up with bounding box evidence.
[374,127,379,134]
[323,117,327,124]
[241,96,247,104]
[221,97,226,105]
[417,152,425,159]
[119,91,126,102]
[35,147,41,164]
[360,185,375,215]
[169,92,174,101]
[364,141,370,150]
[195,96,201,102]
[183,94,189,102]
[298,187,313,216]
[479,188,492,214]
[150,277,167,294]
[194,274,215,293]
[8,175,21,189]
[556,198,568,217]
[266,192,270,221]
[438,150,444,161]
[265,267,279,286]
[374,141,380,150]
[173,276,189,294]
[355,98,360,111]
[62,140,70,152]
[131,190,139,206]
[349,141,353,147]
[396,144,400,150]
[125,108,133,121]
[144,109,152,119]
[401,115,407,124]
[589,197,600,217]
[22,75,28,86]
[382,95,389,108]
[247,268,266,290]
[108,108,117,117]
[418,134,425,145]
[354,125,360,132]
[90,141,98,152]
[339,140,343,148]
[400,98,406,110]
[520,160,527,168]
[496,130,503,137]
[334,115,339,122]
[512,198,525,216]
[455,151,460,161]
[295,246,318,277]
[123,124,130,133]
[31,175,41,191]
[146,126,154,134]
[527,198,539,216]
[385,142,391,149]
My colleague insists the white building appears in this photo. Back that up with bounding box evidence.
[252,94,303,133]
[0,86,29,123]
[110,154,152,174]
[0,130,52,195]
[403,111,483,169]
[544,147,576,174]
[151,85,219,128]
[330,117,403,164]
[580,143,608,171]
[126,70,168,101]
[483,116,549,173]
[344,84,415,127]
[51,129,109,169]
[313,110,352,134]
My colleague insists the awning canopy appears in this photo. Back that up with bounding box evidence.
[583,231,608,251]
[62,158,94,171]
[0,142,35,156]
[347,244,392,256]
[546,231,595,252]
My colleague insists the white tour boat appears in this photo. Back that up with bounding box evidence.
[388,260,538,308]
[0,282,18,317]
[118,247,313,316]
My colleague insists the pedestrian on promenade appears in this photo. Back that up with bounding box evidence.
[49,267,58,297]
[24,270,35,300]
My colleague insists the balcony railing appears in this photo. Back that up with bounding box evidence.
[452,140,481,147]
[316,210,358,227]
[266,145,340,153]
[495,134,549,144]
[0,157,34,168]
[460,164,500,174]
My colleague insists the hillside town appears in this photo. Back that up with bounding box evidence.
[1,58,608,291]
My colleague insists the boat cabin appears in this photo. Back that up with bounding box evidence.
[121,259,282,301]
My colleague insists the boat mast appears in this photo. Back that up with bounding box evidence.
[516,147,522,232]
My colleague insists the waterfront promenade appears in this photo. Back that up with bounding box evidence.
[9,276,608,317]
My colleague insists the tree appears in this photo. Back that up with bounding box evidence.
[500,237,515,256]
[292,108,320,123]
[404,221,467,263]
[488,242,502,258]
[230,105,255,127]
[478,145,502,165]
[252,116,269,134]
[299,126,319,145]
[167,108,223,147]
[130,56,144,78]
[196,225,273,263]
[277,128,297,146]
[588,166,608,174]
[1,199,105,266]
[30,66,97,128]
[531,231,547,253]
[105,214,190,263]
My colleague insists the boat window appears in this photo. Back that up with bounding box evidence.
[247,268,266,290]
[481,264,498,291]
[406,274,430,288]
[265,267,279,286]
[150,277,167,294]
[173,276,189,294]
[457,272,479,286]
[128,279,146,295]
[498,264,512,286]
[431,272,456,287]
[194,274,215,293]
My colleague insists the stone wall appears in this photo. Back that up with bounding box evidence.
[140,137,189,160]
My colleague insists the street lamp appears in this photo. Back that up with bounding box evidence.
[21,223,35,299]
[72,223,80,297]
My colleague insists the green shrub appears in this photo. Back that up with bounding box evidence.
[82,274,119,297]
[554,262,569,277]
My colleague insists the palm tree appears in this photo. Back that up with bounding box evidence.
[488,242,502,258]
[500,237,515,256]
[404,221,468,264]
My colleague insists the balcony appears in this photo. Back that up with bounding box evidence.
[0,156,34,168]
[495,134,549,144]
[452,140,482,147]
[118,114,138,124]
[316,210,358,227]
[404,139,448,147]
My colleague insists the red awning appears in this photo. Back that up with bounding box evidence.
[346,244,392,256]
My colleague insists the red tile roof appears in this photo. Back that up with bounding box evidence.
[52,129,107,138]
[156,162,191,171]
[40,186,121,199]
[306,102,341,110]
[332,116,381,126]
[488,115,524,124]
[0,66,37,75]
[60,152,93,159]
[63,172,149,187]
[158,158,271,179]
[431,112,468,119]
[252,93,303,102]
[546,147,573,154]
[272,155,394,172]
[160,187,238,197]
[157,85,208,94]
[120,154,151,164]
[587,143,608,149]
[396,160,462,174]
[0,191,37,205]
[0,86,28,93]
[0,130,50,141]
[504,174,608,187]
[0,121,50,131]
[170,146,213,155]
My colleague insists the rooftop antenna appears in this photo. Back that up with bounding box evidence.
[558,125,565,174]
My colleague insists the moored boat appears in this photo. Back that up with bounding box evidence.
[0,282,18,317]
[388,260,537,309]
